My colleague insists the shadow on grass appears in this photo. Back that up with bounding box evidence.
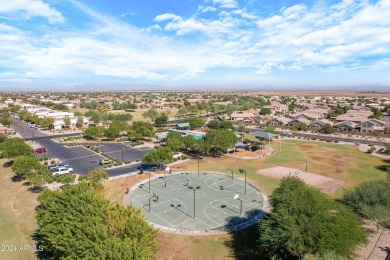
[32,230,52,260]
[224,209,266,260]
[375,165,390,172]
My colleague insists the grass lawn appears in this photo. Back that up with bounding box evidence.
[0,159,39,260]
[176,139,388,194]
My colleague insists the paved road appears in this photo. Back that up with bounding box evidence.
[11,118,46,139]
[11,118,145,176]
[241,127,387,146]
[11,118,82,141]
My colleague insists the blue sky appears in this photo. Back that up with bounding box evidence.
[0,0,389,89]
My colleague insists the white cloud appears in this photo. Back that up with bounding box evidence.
[0,0,390,85]
[154,13,182,22]
[0,0,64,23]
[198,5,217,13]
[212,0,238,9]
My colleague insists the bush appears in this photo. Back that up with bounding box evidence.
[342,179,390,228]
[259,177,367,259]
[367,147,376,154]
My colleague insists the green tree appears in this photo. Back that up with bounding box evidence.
[0,111,12,126]
[323,123,334,134]
[0,138,33,158]
[130,121,155,139]
[64,117,71,128]
[260,107,272,115]
[166,132,184,151]
[258,177,367,259]
[76,116,84,127]
[11,155,42,177]
[219,120,234,130]
[91,112,101,125]
[84,126,106,139]
[142,108,159,121]
[204,130,237,154]
[52,104,69,111]
[207,120,220,129]
[143,146,173,166]
[155,113,168,125]
[105,120,127,138]
[39,117,54,128]
[36,183,157,259]
[296,122,308,131]
[83,168,109,188]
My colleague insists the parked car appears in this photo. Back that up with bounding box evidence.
[33,147,47,153]
[99,159,113,165]
[48,163,70,171]
[51,167,73,175]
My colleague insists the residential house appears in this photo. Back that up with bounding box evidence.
[360,119,386,133]
[288,118,311,128]
[269,116,291,126]
[335,109,373,124]
[309,119,334,130]
[334,121,358,132]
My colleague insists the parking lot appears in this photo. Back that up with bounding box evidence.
[37,139,106,174]
[97,143,151,163]
[12,118,153,176]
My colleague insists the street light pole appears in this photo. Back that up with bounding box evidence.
[188,186,201,218]
[121,148,124,163]
[228,168,233,180]
[197,156,200,178]
[234,194,242,215]
[149,169,151,193]
[239,169,247,195]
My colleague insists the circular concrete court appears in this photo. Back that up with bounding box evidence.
[128,172,268,235]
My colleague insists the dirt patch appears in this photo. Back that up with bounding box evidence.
[299,144,316,151]
[256,165,346,194]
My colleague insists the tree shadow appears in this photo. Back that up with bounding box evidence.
[375,165,389,172]
[28,186,44,193]
[11,174,24,182]
[32,230,52,259]
[223,209,267,259]
[3,160,13,168]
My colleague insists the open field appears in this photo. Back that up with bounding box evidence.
[174,139,388,195]
[0,159,38,260]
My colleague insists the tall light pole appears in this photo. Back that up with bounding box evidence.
[121,148,124,163]
[188,186,201,219]
[234,194,242,215]
[149,168,151,193]
[239,168,247,195]
[197,156,201,178]
[228,168,233,180]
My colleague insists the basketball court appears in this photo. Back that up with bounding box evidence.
[128,172,267,234]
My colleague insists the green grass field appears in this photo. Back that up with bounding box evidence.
[177,139,388,194]
[1,138,386,260]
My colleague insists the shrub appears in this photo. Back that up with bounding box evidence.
[259,177,367,259]
[367,147,376,154]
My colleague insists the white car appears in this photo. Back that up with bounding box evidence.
[51,167,74,175]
